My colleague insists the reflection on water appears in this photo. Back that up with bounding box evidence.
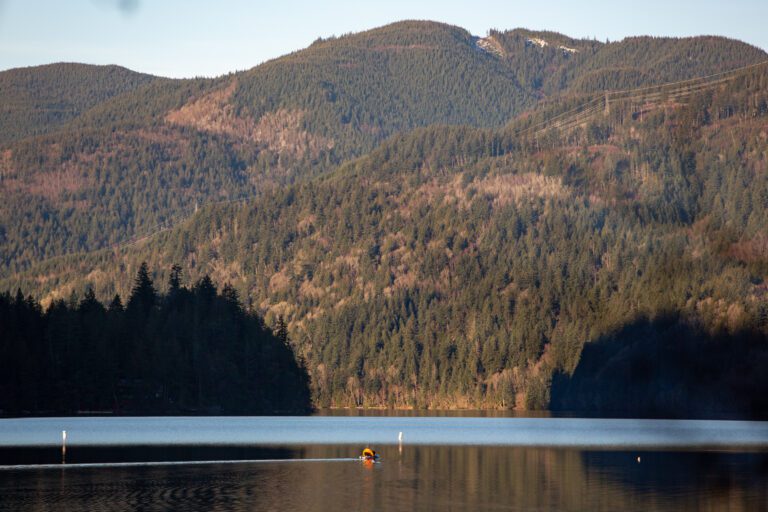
[314,408,557,417]
[1,445,767,511]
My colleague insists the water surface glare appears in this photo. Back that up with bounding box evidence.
[2,416,768,448]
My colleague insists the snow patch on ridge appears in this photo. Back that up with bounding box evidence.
[526,37,548,48]
[475,36,504,58]
[526,36,579,55]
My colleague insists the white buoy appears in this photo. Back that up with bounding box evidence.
[398,432,403,442]
[62,430,67,464]
[636,456,641,463]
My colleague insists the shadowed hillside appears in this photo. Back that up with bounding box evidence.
[550,315,768,419]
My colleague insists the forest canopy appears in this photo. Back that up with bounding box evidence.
[0,263,312,416]
[1,21,768,416]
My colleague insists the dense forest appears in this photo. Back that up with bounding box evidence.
[550,315,768,419]
[1,21,765,277]
[1,21,768,415]
[0,263,311,415]
[0,63,157,144]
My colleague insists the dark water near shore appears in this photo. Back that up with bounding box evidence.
[1,416,768,511]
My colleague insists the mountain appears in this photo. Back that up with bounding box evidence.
[1,21,765,278]
[2,21,768,413]
[0,63,158,144]
[5,53,767,412]
[488,29,767,94]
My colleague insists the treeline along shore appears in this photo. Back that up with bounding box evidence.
[0,263,312,416]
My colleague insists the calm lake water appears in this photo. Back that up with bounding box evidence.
[1,416,768,511]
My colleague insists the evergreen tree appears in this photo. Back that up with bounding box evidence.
[0,265,312,415]
[127,262,157,315]
[108,294,124,314]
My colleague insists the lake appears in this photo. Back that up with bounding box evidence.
[1,415,767,511]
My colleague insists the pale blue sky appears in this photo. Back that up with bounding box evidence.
[1,0,766,78]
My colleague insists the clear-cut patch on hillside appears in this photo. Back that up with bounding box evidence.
[166,80,334,159]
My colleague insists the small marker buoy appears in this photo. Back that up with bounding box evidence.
[637,456,641,463]
[398,431,403,442]
[61,430,67,464]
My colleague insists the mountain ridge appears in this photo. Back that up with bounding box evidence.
[1,19,765,278]
[1,21,765,277]
[3,57,766,411]
[1,21,767,412]
[0,62,158,144]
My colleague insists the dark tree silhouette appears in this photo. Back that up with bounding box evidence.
[127,262,157,316]
[0,265,312,416]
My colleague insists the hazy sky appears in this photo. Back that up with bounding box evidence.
[1,0,767,78]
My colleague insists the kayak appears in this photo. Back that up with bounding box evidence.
[360,447,379,461]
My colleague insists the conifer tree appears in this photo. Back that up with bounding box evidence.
[127,262,157,315]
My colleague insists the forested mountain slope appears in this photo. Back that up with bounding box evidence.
[6,59,767,413]
[1,21,765,278]
[490,29,767,94]
[0,63,158,144]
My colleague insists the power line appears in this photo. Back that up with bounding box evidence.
[516,59,768,140]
